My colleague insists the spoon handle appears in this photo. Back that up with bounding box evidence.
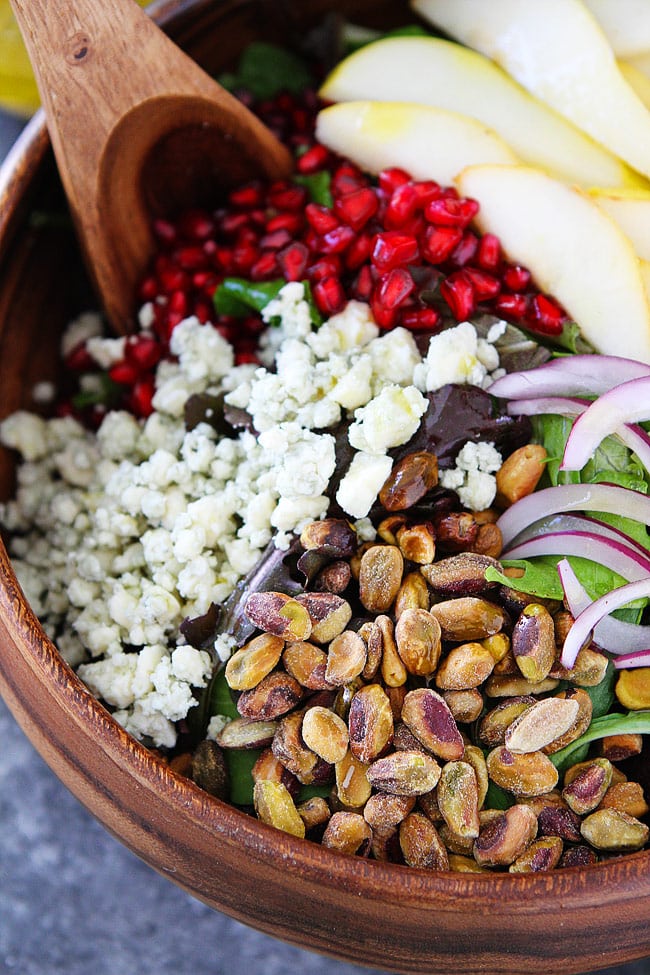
[9,0,292,331]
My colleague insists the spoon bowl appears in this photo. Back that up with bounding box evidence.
[9,0,293,331]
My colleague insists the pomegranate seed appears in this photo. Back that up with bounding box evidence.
[158,267,190,293]
[277,241,309,281]
[152,218,177,245]
[332,164,366,197]
[440,271,476,320]
[193,300,214,324]
[462,267,501,301]
[413,180,442,207]
[352,265,375,301]
[372,232,419,272]
[165,310,186,337]
[376,268,415,310]
[125,335,162,371]
[312,276,346,315]
[55,401,76,419]
[109,360,140,386]
[378,168,411,194]
[228,182,264,209]
[320,225,356,254]
[220,212,251,235]
[267,184,307,210]
[139,275,159,302]
[305,203,339,235]
[494,292,529,320]
[259,229,292,250]
[476,233,502,272]
[216,322,238,344]
[235,350,261,365]
[297,144,331,173]
[384,182,422,228]
[421,225,463,264]
[527,294,565,335]
[503,265,532,291]
[242,315,266,335]
[176,209,215,240]
[250,251,280,281]
[65,342,95,372]
[394,214,425,239]
[265,212,303,235]
[214,247,234,273]
[425,196,479,228]
[344,231,373,270]
[307,256,342,281]
[248,208,267,228]
[235,226,259,246]
[334,186,379,231]
[370,293,399,330]
[401,307,441,331]
[303,228,321,252]
[292,108,310,132]
[130,378,155,418]
[192,270,219,291]
[233,241,259,273]
[174,245,209,270]
[450,231,479,267]
[169,290,188,315]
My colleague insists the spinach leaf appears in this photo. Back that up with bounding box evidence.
[219,42,313,99]
[213,277,286,317]
[585,659,617,719]
[484,780,514,811]
[550,710,650,775]
[486,555,636,605]
[294,170,333,207]
[213,277,323,326]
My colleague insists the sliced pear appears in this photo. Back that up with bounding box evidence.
[626,50,650,79]
[583,0,650,58]
[413,0,650,180]
[320,36,645,190]
[618,59,650,111]
[315,101,518,186]
[639,260,650,305]
[588,186,650,260]
[455,164,650,362]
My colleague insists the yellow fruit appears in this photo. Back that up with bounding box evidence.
[0,0,149,116]
[615,668,650,710]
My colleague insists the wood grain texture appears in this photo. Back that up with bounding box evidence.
[8,0,292,332]
[0,3,649,973]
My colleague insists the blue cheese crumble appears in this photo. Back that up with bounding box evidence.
[0,290,506,747]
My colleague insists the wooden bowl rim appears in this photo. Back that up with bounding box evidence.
[0,0,649,921]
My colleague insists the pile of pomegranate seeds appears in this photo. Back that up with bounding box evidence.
[63,87,567,422]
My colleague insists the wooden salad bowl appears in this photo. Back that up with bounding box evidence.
[0,2,649,973]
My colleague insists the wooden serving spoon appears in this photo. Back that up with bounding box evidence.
[9,0,293,333]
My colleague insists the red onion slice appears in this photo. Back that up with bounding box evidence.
[613,649,650,669]
[503,530,650,580]
[497,483,650,547]
[560,571,650,668]
[506,397,650,471]
[557,558,650,655]
[506,395,588,416]
[514,512,650,556]
[488,355,650,401]
[562,376,650,471]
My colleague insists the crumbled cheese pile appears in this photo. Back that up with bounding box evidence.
[0,285,504,747]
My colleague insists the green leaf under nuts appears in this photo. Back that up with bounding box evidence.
[550,710,650,775]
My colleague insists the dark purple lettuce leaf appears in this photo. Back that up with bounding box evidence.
[392,384,532,469]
